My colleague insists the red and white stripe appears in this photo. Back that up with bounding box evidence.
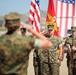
[28,0,40,33]
[56,0,76,37]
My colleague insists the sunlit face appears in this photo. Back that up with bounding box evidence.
[48,29,54,36]
[71,30,76,36]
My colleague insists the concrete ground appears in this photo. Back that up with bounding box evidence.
[27,50,68,75]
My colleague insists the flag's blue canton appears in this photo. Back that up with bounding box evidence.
[35,0,39,6]
[59,0,75,4]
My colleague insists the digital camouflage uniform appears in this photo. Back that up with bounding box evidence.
[39,35,63,75]
[33,25,63,75]
[0,12,40,75]
[66,27,76,75]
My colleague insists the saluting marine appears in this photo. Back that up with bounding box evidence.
[0,12,52,75]
[35,24,64,75]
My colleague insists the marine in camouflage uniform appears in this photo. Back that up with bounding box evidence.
[0,12,52,75]
[38,25,64,75]
[66,26,76,75]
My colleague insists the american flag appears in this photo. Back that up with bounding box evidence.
[28,0,40,33]
[56,0,76,37]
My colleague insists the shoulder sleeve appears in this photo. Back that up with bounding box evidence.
[65,37,71,47]
[24,36,35,49]
[29,36,35,48]
[58,37,63,47]
[24,36,42,49]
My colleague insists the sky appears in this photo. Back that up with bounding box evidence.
[0,0,49,16]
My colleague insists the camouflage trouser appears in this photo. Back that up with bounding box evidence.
[68,60,73,75]
[68,59,76,75]
[73,59,76,75]
[40,62,60,75]
[67,58,72,75]
[33,57,41,75]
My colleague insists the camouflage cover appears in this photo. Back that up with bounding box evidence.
[71,26,76,31]
[5,12,21,26]
[47,24,54,30]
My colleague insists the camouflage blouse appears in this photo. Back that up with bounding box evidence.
[66,35,76,59]
[0,32,35,75]
[40,36,63,63]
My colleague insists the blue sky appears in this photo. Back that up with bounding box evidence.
[0,0,48,16]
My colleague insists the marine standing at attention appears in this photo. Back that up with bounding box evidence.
[38,24,64,75]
